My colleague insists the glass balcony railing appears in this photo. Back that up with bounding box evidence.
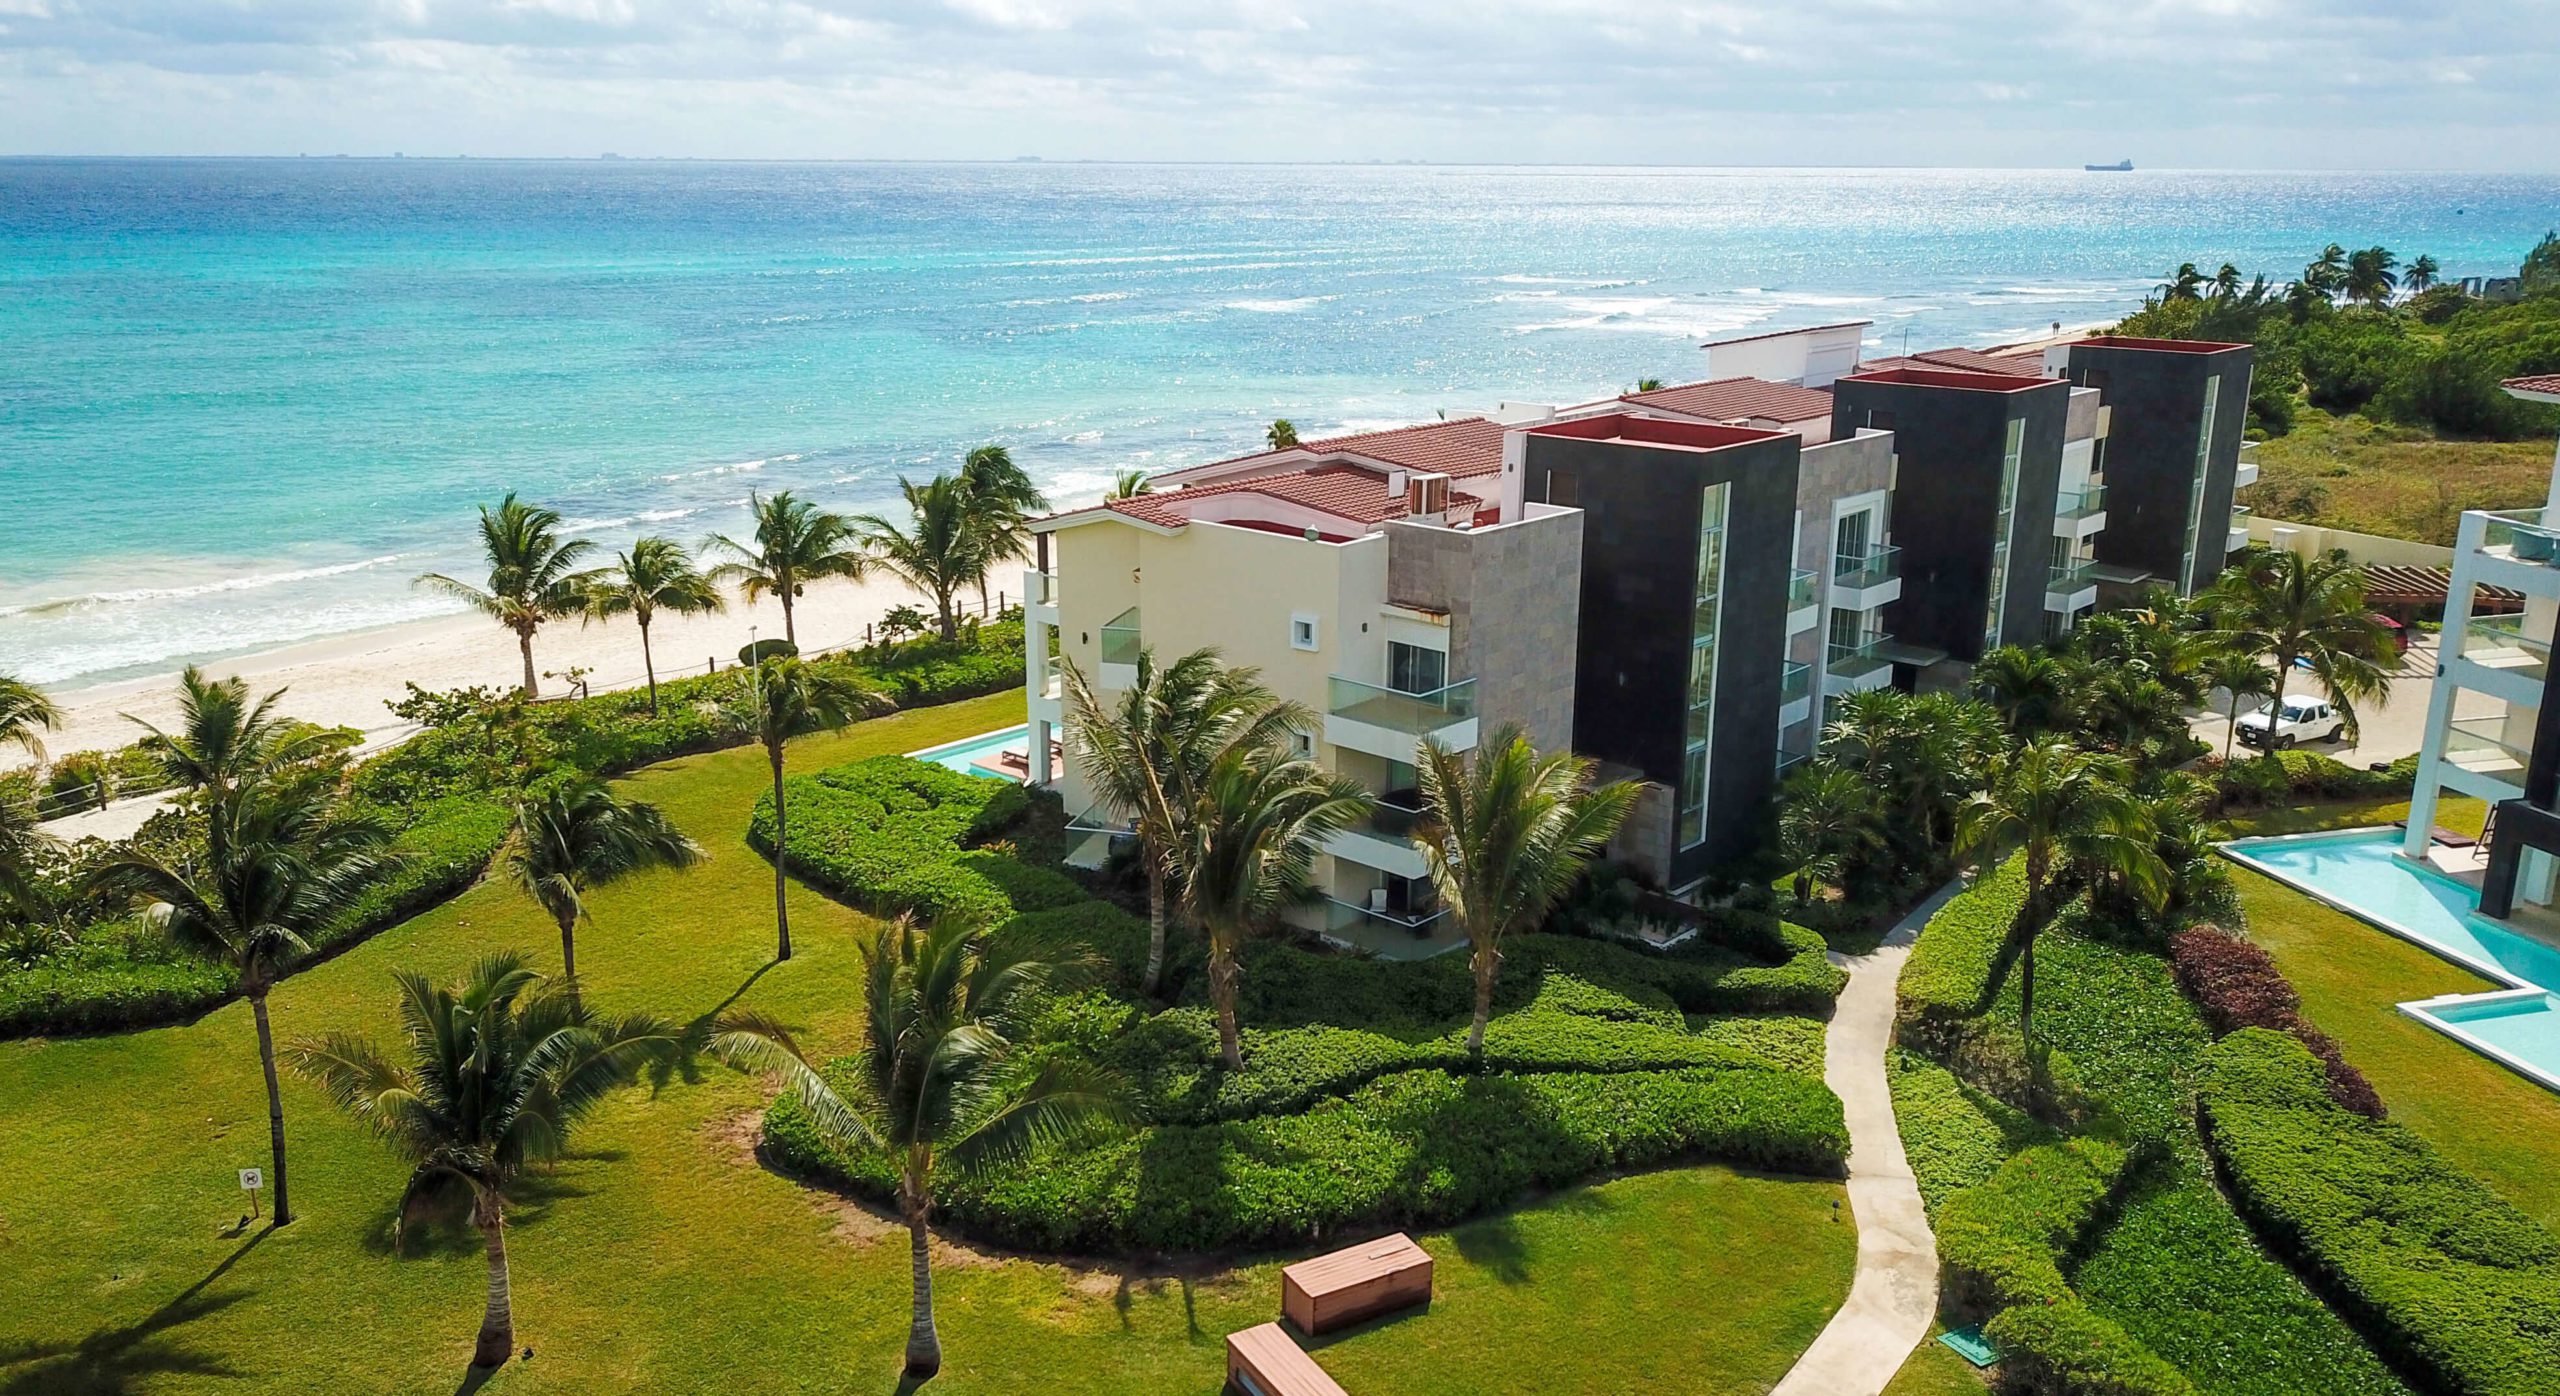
[2459,614,2552,682]
[1099,606,1142,666]
[2055,485,2106,520]
[2047,559,2099,592]
[1355,791,1429,842]
[2445,718,2531,784]
[1328,676,1477,735]
[1787,568,1819,611]
[2482,508,2560,563]
[1780,659,1812,705]
[1031,571,1058,606]
[1833,544,1901,590]
[1827,637,1891,682]
[1039,653,1062,699]
[1776,747,1809,778]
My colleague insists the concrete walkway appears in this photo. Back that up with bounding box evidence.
[1769,880,1960,1396]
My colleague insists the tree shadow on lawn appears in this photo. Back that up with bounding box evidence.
[650,956,782,1091]
[0,1229,268,1395]
[355,1152,621,1260]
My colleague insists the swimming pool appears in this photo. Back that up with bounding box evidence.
[2220,827,2560,1092]
[906,725,1031,781]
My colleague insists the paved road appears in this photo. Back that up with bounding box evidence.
[2188,632,2488,768]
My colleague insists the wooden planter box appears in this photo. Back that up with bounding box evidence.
[1226,1322,1348,1396]
[1281,1233,1433,1335]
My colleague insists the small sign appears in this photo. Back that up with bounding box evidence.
[238,1168,262,1192]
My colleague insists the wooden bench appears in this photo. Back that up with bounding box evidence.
[1226,1322,1348,1396]
[1281,1232,1433,1335]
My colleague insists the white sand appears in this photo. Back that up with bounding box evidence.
[26,566,1031,765]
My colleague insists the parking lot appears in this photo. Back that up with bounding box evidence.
[2186,630,2493,769]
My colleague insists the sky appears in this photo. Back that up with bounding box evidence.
[1,0,2554,168]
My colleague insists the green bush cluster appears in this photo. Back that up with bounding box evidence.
[1934,1138,2134,1319]
[2198,1029,2560,1396]
[749,757,1072,926]
[1899,857,2028,1032]
[1982,1301,2201,1396]
[1884,1050,2052,1217]
[769,1063,1846,1254]
[2204,751,2416,812]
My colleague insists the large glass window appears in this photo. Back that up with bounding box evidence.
[1387,641,1447,696]
[1678,483,1731,850]
[1833,510,1871,575]
[2180,378,2221,589]
[1982,417,2024,651]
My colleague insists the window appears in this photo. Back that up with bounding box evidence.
[1290,729,1315,759]
[1982,416,2025,651]
[1290,613,1319,652]
[1833,509,1872,578]
[1545,469,1578,507]
[2179,377,2221,590]
[1387,640,1447,695]
[1677,482,1731,850]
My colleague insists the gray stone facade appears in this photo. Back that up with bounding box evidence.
[1384,505,1582,757]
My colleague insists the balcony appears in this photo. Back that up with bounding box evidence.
[1099,605,1141,687]
[2477,509,2560,577]
[2441,717,2529,799]
[1024,568,1059,623]
[2459,614,2552,683]
[1786,568,1820,634]
[1323,675,1480,763]
[2226,506,2253,553]
[2053,484,2107,537]
[1779,658,1813,728]
[1824,637,1895,696]
[1313,896,1466,961]
[1830,543,1903,611]
[1322,791,1432,880]
[2234,441,2261,489]
[2045,559,2100,612]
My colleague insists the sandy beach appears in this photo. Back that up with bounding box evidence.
[26,567,1015,765]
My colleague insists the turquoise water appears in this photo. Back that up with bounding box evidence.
[907,725,1029,780]
[7,159,2558,684]
[2407,993,2560,1085]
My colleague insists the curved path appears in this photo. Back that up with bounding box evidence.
[1769,881,1960,1396]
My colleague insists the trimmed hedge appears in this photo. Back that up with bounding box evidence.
[1885,1049,2052,1217]
[2169,925,2383,1117]
[1983,1300,2201,1396]
[2204,750,2417,812]
[1901,856,2029,1032]
[1935,1137,2134,1320]
[2197,1029,2560,1396]
[751,757,1069,926]
[769,1062,1847,1254]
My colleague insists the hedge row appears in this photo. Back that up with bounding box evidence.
[1884,1049,2051,1218]
[1983,1301,2201,1396]
[2198,1029,2560,1396]
[1899,856,2029,1033]
[1934,1137,2134,1320]
[749,756,1076,927]
[769,1063,1847,1254]
[2203,750,2417,813]
[2169,926,2384,1117]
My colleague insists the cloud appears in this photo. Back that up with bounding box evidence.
[0,0,2552,166]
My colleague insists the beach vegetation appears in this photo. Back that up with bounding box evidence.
[852,475,989,641]
[704,490,866,648]
[582,535,724,713]
[1265,418,1298,449]
[1106,467,1153,499]
[0,672,60,761]
[415,493,603,698]
[956,444,1047,612]
[500,778,702,991]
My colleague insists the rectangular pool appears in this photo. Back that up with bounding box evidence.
[905,725,1031,782]
[2220,827,2560,1093]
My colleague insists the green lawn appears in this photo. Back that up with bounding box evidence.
[1880,1331,1986,1396]
[0,691,1853,1394]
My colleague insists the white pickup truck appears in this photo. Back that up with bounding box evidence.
[2235,695,2346,750]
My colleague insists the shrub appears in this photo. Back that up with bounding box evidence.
[1984,1300,2201,1396]
[752,756,1064,927]
[2198,1029,2560,1396]
[1884,1049,2052,1215]
[2202,751,2415,812]
[2168,926,2383,1117]
[1900,857,2029,1037]
[769,1063,1847,1254]
[1934,1137,2134,1320]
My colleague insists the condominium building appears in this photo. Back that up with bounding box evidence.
[2038,336,2257,596]
[2407,375,2560,916]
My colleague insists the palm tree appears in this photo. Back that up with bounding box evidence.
[2404,254,2440,295]
[123,667,324,798]
[1777,766,1885,905]
[417,494,599,698]
[88,789,394,1226]
[1061,649,1305,996]
[0,788,58,917]
[1179,741,1370,1070]
[734,657,875,962]
[2212,263,2243,300]
[1972,646,2080,738]
[2344,247,2399,308]
[1106,469,1155,501]
[584,537,723,714]
[1417,729,1635,1055]
[2200,650,2276,763]
[711,919,1123,1377]
[1633,377,1666,393]
[0,674,59,763]
[502,780,703,989]
[1822,689,2001,858]
[2305,243,2349,298]
[1266,419,1299,450]
[854,475,984,641]
[2203,549,2394,759]
[2158,263,2205,301]
[1956,741,2163,1047]
[289,954,670,1372]
[958,445,1048,613]
[704,491,865,649]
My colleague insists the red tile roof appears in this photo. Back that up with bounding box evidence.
[1166,417,1508,486]
[1621,376,1834,423]
[1697,319,1872,349]
[1103,463,1483,530]
[1861,347,2054,378]
[2503,374,2560,400]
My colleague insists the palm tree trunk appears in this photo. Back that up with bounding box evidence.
[1465,938,1499,1058]
[936,592,958,642]
[472,1192,515,1370]
[249,986,293,1227]
[639,615,659,715]
[2224,695,2242,763]
[902,1181,942,1377]
[2020,935,2038,1050]
[779,585,797,648]
[1141,864,1168,996]
[1209,941,1244,1072]
[769,743,792,961]
[556,910,580,1000]
[2262,660,2288,764]
[518,629,539,699]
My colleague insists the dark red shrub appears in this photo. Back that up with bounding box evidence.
[2170,924,2384,1119]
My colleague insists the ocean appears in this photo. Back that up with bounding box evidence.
[3,159,2553,687]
